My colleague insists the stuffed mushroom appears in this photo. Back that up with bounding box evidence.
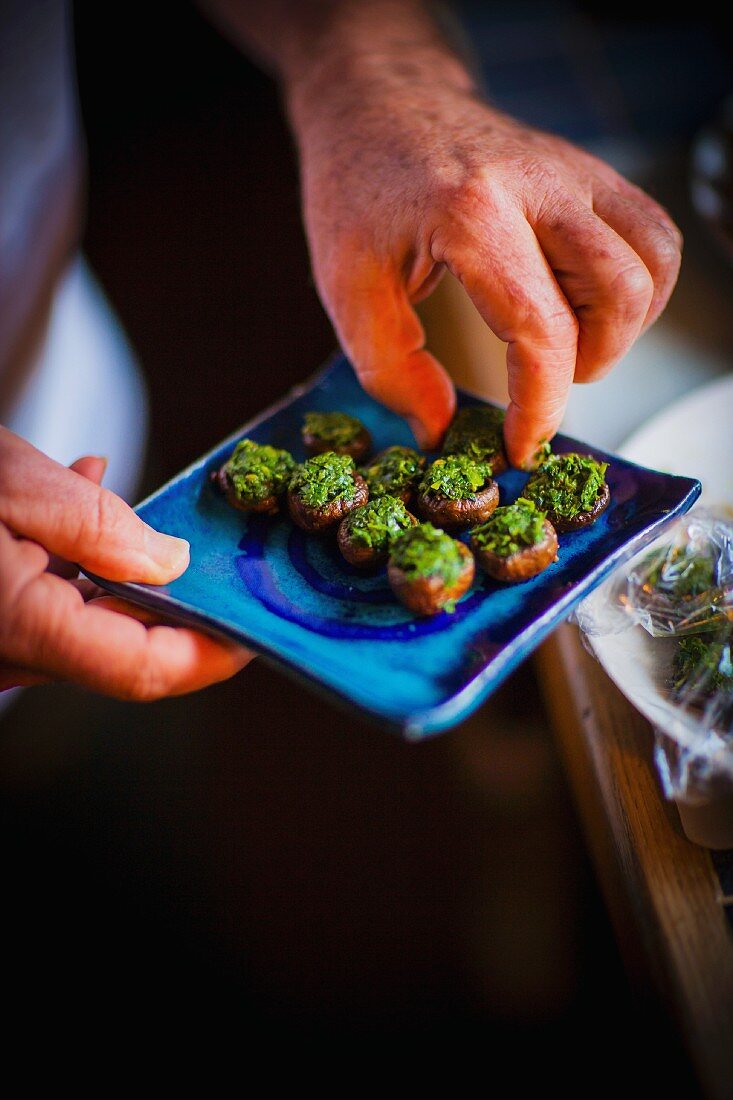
[302,410,372,461]
[287,451,368,532]
[522,451,610,532]
[442,404,507,474]
[470,498,558,583]
[387,523,475,616]
[211,438,296,515]
[360,445,425,505]
[337,495,417,568]
[417,453,499,530]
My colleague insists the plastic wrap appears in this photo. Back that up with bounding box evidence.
[576,510,733,805]
[626,513,733,638]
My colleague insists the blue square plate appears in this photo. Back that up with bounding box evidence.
[88,355,700,737]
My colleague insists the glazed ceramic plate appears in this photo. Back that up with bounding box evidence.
[582,374,733,774]
[87,355,701,737]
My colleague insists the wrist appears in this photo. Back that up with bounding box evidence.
[282,3,476,136]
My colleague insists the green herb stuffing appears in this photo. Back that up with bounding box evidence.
[361,446,424,497]
[225,439,296,504]
[341,495,414,551]
[531,439,552,466]
[304,411,364,447]
[289,452,357,509]
[523,453,608,519]
[443,405,505,462]
[645,544,716,600]
[673,635,733,699]
[389,523,464,587]
[471,498,546,557]
[419,454,493,501]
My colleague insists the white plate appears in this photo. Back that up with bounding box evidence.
[619,373,733,513]
[582,374,733,787]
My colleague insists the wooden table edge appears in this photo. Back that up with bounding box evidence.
[535,622,733,1100]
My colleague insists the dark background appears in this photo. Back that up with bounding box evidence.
[2,1,727,1078]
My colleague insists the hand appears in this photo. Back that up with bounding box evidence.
[290,53,682,466]
[0,428,251,698]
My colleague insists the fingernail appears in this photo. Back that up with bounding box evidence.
[71,455,109,480]
[516,439,551,472]
[408,417,436,451]
[144,528,190,574]
[516,452,540,472]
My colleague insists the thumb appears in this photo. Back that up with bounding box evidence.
[0,429,189,584]
[327,259,455,448]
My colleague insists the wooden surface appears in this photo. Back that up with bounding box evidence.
[536,623,733,1100]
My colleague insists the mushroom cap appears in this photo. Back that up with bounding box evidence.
[211,464,281,515]
[417,479,500,530]
[287,473,369,532]
[388,541,475,616]
[337,506,417,568]
[302,426,372,462]
[472,518,558,583]
[361,447,425,504]
[549,481,610,532]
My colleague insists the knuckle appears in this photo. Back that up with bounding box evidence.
[121,629,179,702]
[517,158,562,206]
[619,187,684,261]
[433,171,507,231]
[542,303,580,343]
[508,376,568,422]
[501,298,578,351]
[453,172,495,210]
[0,538,49,642]
[355,364,381,395]
[123,658,167,703]
[5,574,73,667]
[651,226,683,279]
[644,201,684,251]
[611,261,654,311]
[428,220,453,262]
[431,184,525,265]
[36,593,68,651]
[355,362,406,411]
[18,537,49,575]
[77,488,127,552]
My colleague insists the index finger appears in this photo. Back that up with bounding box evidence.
[0,428,189,583]
[436,213,578,467]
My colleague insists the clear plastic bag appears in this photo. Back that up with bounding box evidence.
[625,512,733,638]
[576,509,733,804]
